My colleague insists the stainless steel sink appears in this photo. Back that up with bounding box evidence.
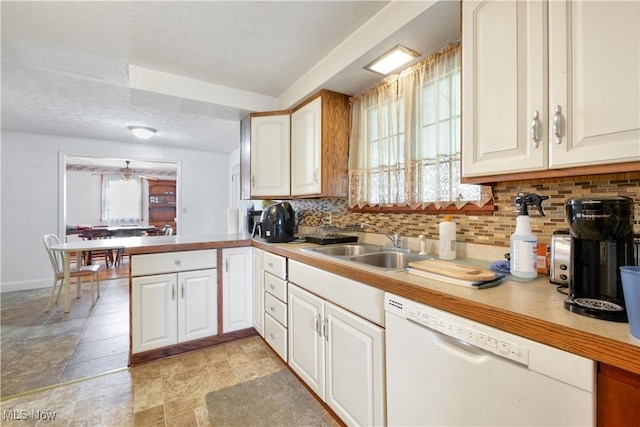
[302,243,383,257]
[303,243,431,272]
[349,251,432,271]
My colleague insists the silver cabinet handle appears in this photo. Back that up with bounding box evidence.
[323,318,329,342]
[171,284,175,300]
[251,175,255,188]
[181,283,184,298]
[530,111,541,148]
[174,260,181,266]
[315,315,322,336]
[313,168,319,184]
[552,105,563,144]
[270,333,275,340]
[270,306,275,312]
[225,258,229,273]
[268,262,273,268]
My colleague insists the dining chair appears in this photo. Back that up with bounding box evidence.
[43,234,101,311]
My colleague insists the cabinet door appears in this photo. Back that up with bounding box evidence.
[548,0,640,168]
[252,248,264,337]
[132,273,178,353]
[250,114,290,197]
[462,0,547,177]
[178,269,217,342]
[288,283,325,400]
[291,97,322,196]
[325,302,385,427]
[222,247,253,333]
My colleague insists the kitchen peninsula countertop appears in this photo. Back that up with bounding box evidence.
[252,239,640,376]
[123,233,251,255]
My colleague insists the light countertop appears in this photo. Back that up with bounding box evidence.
[252,239,640,376]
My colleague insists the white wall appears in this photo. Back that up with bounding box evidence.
[228,147,261,234]
[1,131,232,292]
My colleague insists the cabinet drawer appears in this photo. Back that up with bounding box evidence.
[264,291,287,327]
[131,250,217,276]
[264,313,287,362]
[263,252,286,279]
[264,272,287,303]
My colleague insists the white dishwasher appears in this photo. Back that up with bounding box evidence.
[385,293,595,426]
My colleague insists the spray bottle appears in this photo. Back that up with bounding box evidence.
[510,193,548,278]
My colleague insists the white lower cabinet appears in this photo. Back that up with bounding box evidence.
[261,252,288,361]
[222,247,253,333]
[288,283,385,426]
[252,248,265,337]
[132,269,217,353]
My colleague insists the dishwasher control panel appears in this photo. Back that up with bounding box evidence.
[386,294,529,366]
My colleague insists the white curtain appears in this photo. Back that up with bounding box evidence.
[349,44,492,209]
[102,176,142,222]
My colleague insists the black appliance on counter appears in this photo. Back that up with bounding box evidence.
[564,196,636,322]
[253,202,295,243]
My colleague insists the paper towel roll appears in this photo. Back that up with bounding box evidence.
[228,208,239,233]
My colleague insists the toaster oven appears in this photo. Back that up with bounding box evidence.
[550,230,571,285]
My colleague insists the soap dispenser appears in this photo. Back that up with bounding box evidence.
[439,215,457,260]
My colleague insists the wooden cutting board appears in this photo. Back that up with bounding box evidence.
[408,259,497,281]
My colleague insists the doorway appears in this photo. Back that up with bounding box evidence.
[63,155,179,240]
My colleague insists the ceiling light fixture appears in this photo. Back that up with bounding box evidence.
[128,126,156,139]
[364,45,421,75]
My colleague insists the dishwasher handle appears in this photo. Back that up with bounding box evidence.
[408,318,488,363]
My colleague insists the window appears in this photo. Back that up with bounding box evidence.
[349,44,492,211]
[102,176,142,222]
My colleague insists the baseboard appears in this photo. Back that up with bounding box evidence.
[1,279,50,293]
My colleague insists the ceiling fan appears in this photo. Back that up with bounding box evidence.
[97,160,159,181]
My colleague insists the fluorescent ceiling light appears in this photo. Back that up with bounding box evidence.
[128,126,156,139]
[364,45,421,75]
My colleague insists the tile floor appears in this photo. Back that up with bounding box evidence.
[0,336,288,426]
[1,259,331,426]
[1,273,130,398]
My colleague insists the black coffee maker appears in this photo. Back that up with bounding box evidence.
[564,196,636,322]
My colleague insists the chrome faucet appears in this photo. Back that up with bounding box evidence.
[361,222,401,249]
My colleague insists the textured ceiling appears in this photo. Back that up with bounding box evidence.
[1,1,460,155]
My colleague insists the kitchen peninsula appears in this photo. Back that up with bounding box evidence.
[123,234,252,365]
[123,234,639,424]
[122,234,639,371]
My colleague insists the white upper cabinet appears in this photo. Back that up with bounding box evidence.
[462,0,547,177]
[250,113,291,198]
[462,0,640,181]
[291,97,322,196]
[548,0,640,168]
[242,90,349,200]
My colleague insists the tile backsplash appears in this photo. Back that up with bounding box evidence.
[289,171,640,247]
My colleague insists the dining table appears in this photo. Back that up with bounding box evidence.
[50,237,131,313]
[67,225,158,266]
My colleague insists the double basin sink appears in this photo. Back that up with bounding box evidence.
[302,243,432,272]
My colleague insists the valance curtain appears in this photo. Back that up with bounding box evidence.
[101,176,142,223]
[348,44,492,209]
